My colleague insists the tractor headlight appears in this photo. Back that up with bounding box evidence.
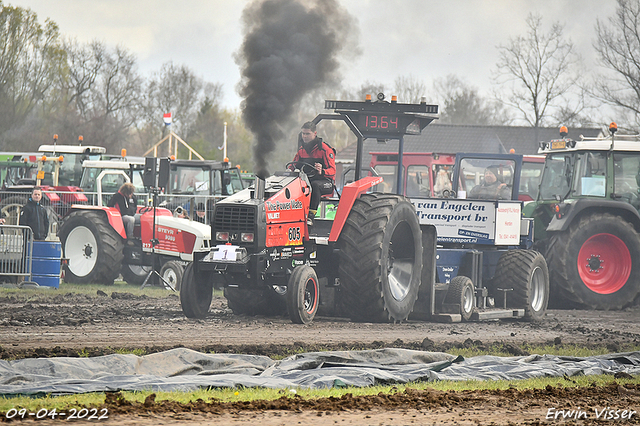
[216,232,230,242]
[241,233,254,243]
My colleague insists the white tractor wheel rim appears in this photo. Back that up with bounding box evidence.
[163,267,177,284]
[66,226,98,277]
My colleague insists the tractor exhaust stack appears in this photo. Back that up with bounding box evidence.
[252,176,265,200]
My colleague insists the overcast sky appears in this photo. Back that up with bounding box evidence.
[8,0,619,113]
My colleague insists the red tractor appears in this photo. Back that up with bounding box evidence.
[180,96,437,323]
[59,168,211,287]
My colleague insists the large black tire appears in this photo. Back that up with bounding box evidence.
[180,263,213,319]
[224,285,288,316]
[493,249,549,321]
[547,213,640,310]
[160,260,184,291]
[338,193,423,322]
[120,264,152,285]
[287,265,319,324]
[444,276,475,321]
[58,210,124,284]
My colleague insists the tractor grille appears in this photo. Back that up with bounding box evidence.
[213,205,256,233]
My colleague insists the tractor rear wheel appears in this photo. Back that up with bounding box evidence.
[493,249,549,321]
[548,213,640,310]
[287,265,319,324]
[180,263,212,319]
[338,193,423,322]
[59,210,123,284]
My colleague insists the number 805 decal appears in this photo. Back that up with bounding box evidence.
[287,226,301,244]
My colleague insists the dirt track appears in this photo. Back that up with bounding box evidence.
[1,291,640,425]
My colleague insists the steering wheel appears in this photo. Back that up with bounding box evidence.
[285,161,317,178]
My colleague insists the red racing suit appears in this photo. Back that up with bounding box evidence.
[292,137,336,181]
[291,137,336,211]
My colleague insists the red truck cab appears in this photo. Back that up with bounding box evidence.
[369,152,456,197]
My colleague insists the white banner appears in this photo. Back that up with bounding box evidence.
[411,198,521,245]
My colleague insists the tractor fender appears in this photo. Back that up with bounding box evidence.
[547,198,640,232]
[67,205,126,238]
[328,176,383,242]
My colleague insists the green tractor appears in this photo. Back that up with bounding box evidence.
[524,123,640,310]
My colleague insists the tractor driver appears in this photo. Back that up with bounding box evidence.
[290,121,336,226]
[108,182,137,238]
[469,166,511,200]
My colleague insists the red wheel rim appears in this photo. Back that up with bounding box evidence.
[304,277,318,314]
[577,233,631,294]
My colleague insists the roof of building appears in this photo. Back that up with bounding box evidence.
[335,124,604,166]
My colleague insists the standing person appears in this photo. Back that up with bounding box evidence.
[290,121,336,226]
[20,187,49,240]
[108,182,137,238]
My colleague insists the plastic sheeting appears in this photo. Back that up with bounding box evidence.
[1,348,639,396]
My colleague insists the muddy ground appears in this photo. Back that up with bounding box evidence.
[1,291,640,425]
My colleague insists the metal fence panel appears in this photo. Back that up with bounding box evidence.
[0,225,33,282]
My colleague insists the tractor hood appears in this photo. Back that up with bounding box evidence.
[155,215,211,240]
[152,215,211,260]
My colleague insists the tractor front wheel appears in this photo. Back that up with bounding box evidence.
[287,265,319,324]
[59,210,123,284]
[180,263,212,319]
[160,260,184,291]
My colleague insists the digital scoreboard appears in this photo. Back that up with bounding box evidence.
[324,95,438,139]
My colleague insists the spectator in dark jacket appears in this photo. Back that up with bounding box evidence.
[20,187,49,240]
[108,182,137,238]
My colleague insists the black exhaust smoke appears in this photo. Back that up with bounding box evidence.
[237,0,357,178]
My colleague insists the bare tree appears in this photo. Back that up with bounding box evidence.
[593,0,640,124]
[76,45,142,152]
[143,61,205,138]
[60,38,105,118]
[0,3,65,139]
[393,75,428,104]
[435,75,510,125]
[493,14,579,129]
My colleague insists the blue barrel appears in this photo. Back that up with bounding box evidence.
[31,241,62,289]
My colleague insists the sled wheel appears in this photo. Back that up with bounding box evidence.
[160,260,184,291]
[59,210,123,284]
[547,213,640,309]
[338,193,423,322]
[444,276,475,321]
[180,263,212,319]
[494,249,549,321]
[287,265,319,324]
